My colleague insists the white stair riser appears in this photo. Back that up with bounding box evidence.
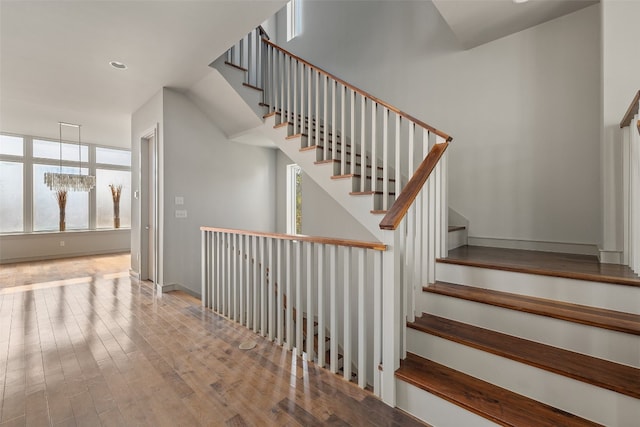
[407,329,640,426]
[418,292,639,368]
[396,379,499,427]
[436,263,640,314]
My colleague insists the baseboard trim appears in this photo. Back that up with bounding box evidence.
[598,249,622,264]
[0,249,131,265]
[466,237,598,257]
[158,283,201,299]
[129,269,140,280]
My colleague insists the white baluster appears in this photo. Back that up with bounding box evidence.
[343,246,351,380]
[406,204,416,323]
[232,233,237,321]
[357,248,366,388]
[373,250,382,397]
[395,114,401,199]
[329,244,338,373]
[260,236,266,336]
[306,242,314,358]
[341,84,346,175]
[382,107,389,210]
[323,75,328,160]
[276,239,283,345]
[239,234,244,324]
[295,242,303,354]
[351,90,356,175]
[317,244,325,367]
[332,81,337,161]
[307,65,312,146]
[360,96,366,192]
[293,60,298,134]
[315,71,320,148]
[285,240,293,350]
[371,102,377,194]
[201,230,206,307]
[268,237,274,340]
[252,235,259,333]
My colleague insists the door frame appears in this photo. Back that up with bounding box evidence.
[140,125,161,291]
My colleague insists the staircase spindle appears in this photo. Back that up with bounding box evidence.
[285,240,293,350]
[317,244,325,367]
[341,84,346,176]
[305,241,314,358]
[329,244,338,373]
[350,89,356,175]
[295,242,303,353]
[360,96,366,192]
[331,81,337,163]
[357,247,366,388]
[382,107,389,210]
[343,246,352,380]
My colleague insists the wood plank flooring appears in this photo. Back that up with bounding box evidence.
[442,246,640,287]
[0,255,425,426]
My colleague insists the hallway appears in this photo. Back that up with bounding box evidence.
[0,254,424,426]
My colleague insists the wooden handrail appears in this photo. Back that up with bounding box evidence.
[200,226,386,251]
[263,39,452,143]
[379,142,449,230]
[620,90,640,128]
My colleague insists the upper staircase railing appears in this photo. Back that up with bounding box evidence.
[620,90,640,274]
[206,27,453,406]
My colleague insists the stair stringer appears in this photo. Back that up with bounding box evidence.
[251,116,386,241]
[210,56,265,123]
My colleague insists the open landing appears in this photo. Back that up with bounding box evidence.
[441,245,640,287]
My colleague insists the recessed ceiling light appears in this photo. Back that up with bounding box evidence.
[109,61,127,70]
[513,0,530,3]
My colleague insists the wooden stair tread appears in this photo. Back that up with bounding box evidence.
[242,82,263,91]
[397,353,602,427]
[409,314,640,399]
[423,282,640,336]
[314,159,384,170]
[224,61,248,72]
[440,246,640,288]
[448,225,466,232]
[350,191,396,196]
[331,174,395,183]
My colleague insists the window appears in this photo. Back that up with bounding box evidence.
[286,0,301,42]
[0,134,23,156]
[0,161,23,233]
[286,164,302,234]
[96,169,131,229]
[33,139,88,162]
[33,164,89,231]
[0,132,131,234]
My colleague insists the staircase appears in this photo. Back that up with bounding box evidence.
[202,28,640,426]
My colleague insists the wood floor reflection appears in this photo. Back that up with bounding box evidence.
[0,254,425,426]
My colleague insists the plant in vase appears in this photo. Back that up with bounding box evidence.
[109,184,122,228]
[56,190,67,231]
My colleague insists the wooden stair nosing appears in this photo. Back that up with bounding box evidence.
[423,282,640,336]
[409,313,640,399]
[436,257,640,288]
[350,191,396,197]
[314,159,384,171]
[370,210,387,215]
[224,61,248,72]
[448,225,466,232]
[397,353,602,427]
[331,174,396,183]
[242,82,263,91]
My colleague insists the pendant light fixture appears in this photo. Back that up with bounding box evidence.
[44,122,96,192]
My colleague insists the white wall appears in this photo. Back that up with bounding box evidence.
[600,0,640,262]
[158,88,276,295]
[278,1,602,253]
[275,151,376,242]
[0,230,130,263]
[131,89,164,276]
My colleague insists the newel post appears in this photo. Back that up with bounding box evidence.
[380,229,401,405]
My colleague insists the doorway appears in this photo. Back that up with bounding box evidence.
[140,127,159,289]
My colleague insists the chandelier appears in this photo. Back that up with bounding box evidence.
[44,122,95,192]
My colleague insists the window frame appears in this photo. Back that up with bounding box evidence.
[286,163,302,234]
[0,132,131,235]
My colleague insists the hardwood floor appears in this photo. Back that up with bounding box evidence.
[0,254,425,426]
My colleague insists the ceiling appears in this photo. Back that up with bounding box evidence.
[1,0,599,148]
[0,0,284,147]
[432,0,599,49]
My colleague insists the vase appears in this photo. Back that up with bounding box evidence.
[59,220,66,231]
[114,217,120,229]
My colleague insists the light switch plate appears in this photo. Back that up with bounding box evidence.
[175,210,187,218]
[175,196,184,205]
